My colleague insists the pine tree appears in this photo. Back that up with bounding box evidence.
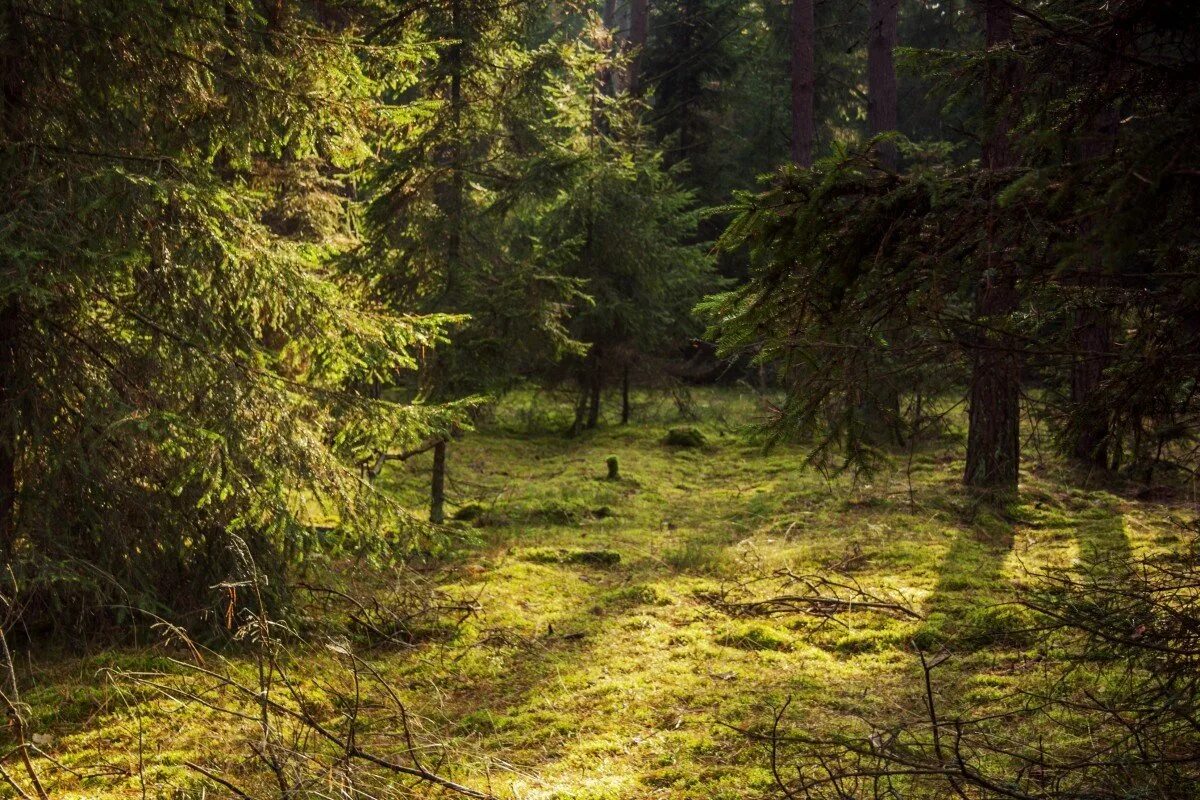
[362,0,584,393]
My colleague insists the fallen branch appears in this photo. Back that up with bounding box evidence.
[705,568,923,621]
[719,593,924,620]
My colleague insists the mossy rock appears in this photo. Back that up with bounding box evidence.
[453,503,486,522]
[960,603,1035,648]
[664,426,707,448]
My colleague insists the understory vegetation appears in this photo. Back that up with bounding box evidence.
[4,389,1196,799]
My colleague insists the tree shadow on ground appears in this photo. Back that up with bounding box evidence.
[916,487,1132,653]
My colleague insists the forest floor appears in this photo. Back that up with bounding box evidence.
[12,388,1193,799]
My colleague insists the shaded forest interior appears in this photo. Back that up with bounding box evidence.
[1,1,1199,799]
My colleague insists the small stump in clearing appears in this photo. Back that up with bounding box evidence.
[606,455,620,481]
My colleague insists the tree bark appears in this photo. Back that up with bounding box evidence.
[603,0,618,31]
[790,0,815,166]
[586,362,602,429]
[569,387,588,437]
[1069,112,1120,467]
[429,441,446,524]
[867,0,899,169]
[964,0,1021,493]
[628,0,649,95]
[859,0,901,444]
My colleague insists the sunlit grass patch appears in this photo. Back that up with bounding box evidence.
[12,387,1194,799]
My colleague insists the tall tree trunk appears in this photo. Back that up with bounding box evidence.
[859,0,901,444]
[603,0,618,32]
[964,0,1020,493]
[569,386,588,437]
[1069,111,1120,467]
[0,0,26,557]
[790,0,815,166]
[429,441,446,523]
[867,0,898,169]
[628,0,649,95]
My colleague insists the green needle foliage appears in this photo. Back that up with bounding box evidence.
[538,25,718,421]
[0,1,460,632]
[359,0,589,399]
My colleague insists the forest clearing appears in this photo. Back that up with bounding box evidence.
[12,389,1190,799]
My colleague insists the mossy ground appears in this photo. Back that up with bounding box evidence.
[6,387,1189,799]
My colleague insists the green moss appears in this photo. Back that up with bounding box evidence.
[17,387,1191,800]
[832,626,909,654]
[715,622,794,652]
[961,603,1036,648]
[598,584,667,609]
[663,540,728,573]
[521,546,622,568]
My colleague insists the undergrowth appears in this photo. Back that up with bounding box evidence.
[2,387,1191,799]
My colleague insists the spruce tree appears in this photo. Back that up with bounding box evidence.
[0,0,455,628]
[537,29,717,431]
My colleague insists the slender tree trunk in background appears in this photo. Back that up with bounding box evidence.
[429,441,446,523]
[790,0,814,166]
[570,387,588,437]
[602,0,619,94]
[628,0,648,95]
[621,365,631,424]
[860,0,901,444]
[0,0,26,557]
[1070,115,1120,467]
[446,0,465,285]
[603,0,618,31]
[867,0,898,169]
[586,360,602,429]
[425,0,465,519]
[965,0,1020,493]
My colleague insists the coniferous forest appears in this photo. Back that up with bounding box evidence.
[2,1,1200,798]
